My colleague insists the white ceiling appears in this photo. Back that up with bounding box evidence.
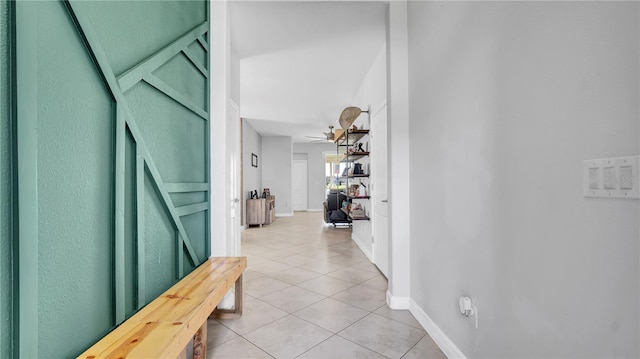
[229,1,387,143]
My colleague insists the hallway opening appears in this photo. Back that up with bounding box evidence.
[208,212,445,359]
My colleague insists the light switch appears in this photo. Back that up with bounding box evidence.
[619,166,633,190]
[604,167,616,190]
[588,167,599,189]
[584,155,639,199]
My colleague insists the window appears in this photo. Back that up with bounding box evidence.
[325,153,347,192]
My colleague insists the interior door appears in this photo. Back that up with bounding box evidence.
[293,159,308,210]
[372,105,389,278]
[228,101,241,255]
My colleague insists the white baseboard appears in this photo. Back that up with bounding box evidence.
[352,232,373,261]
[275,212,294,217]
[306,208,323,212]
[409,299,467,359]
[386,291,410,309]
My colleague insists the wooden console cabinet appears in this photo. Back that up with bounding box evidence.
[246,198,265,227]
[247,196,276,227]
[265,196,275,225]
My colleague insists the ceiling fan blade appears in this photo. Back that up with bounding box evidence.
[308,126,335,142]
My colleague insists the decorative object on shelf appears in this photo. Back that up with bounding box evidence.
[263,188,270,197]
[353,163,364,174]
[358,181,367,197]
[251,153,258,167]
[250,190,258,199]
[349,184,360,197]
[339,106,369,129]
[350,203,365,217]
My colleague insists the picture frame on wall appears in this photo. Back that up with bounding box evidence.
[251,153,258,167]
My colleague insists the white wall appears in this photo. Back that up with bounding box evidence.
[242,119,262,225]
[407,2,639,358]
[230,45,241,106]
[352,44,387,113]
[349,43,387,260]
[262,136,293,215]
[293,143,335,211]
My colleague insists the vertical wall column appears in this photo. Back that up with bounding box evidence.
[386,1,411,309]
[209,1,231,257]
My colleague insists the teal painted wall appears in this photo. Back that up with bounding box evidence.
[13,1,210,357]
[0,0,12,357]
[36,3,114,355]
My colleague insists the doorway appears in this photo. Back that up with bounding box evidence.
[293,158,308,210]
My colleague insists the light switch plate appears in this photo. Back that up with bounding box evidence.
[583,155,639,199]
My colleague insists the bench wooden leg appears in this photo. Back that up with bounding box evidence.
[211,274,243,319]
[192,321,207,359]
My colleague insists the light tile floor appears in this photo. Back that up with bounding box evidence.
[207,212,446,359]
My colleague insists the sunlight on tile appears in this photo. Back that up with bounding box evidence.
[207,212,442,359]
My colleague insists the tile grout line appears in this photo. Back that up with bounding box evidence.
[397,332,429,359]
[221,212,433,359]
[292,333,337,359]
[334,312,395,359]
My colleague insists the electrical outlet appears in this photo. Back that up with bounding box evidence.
[468,305,478,329]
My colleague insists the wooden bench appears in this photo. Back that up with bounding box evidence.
[77,257,247,359]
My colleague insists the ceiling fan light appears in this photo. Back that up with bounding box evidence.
[324,125,334,140]
[308,125,335,142]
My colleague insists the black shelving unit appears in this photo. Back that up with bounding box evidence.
[335,129,370,222]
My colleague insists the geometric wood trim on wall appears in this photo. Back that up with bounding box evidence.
[13,1,211,356]
[63,1,210,325]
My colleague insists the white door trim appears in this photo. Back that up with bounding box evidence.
[228,99,241,257]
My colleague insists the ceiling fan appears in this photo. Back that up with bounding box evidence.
[305,125,335,142]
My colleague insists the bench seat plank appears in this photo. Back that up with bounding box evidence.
[77,257,247,359]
